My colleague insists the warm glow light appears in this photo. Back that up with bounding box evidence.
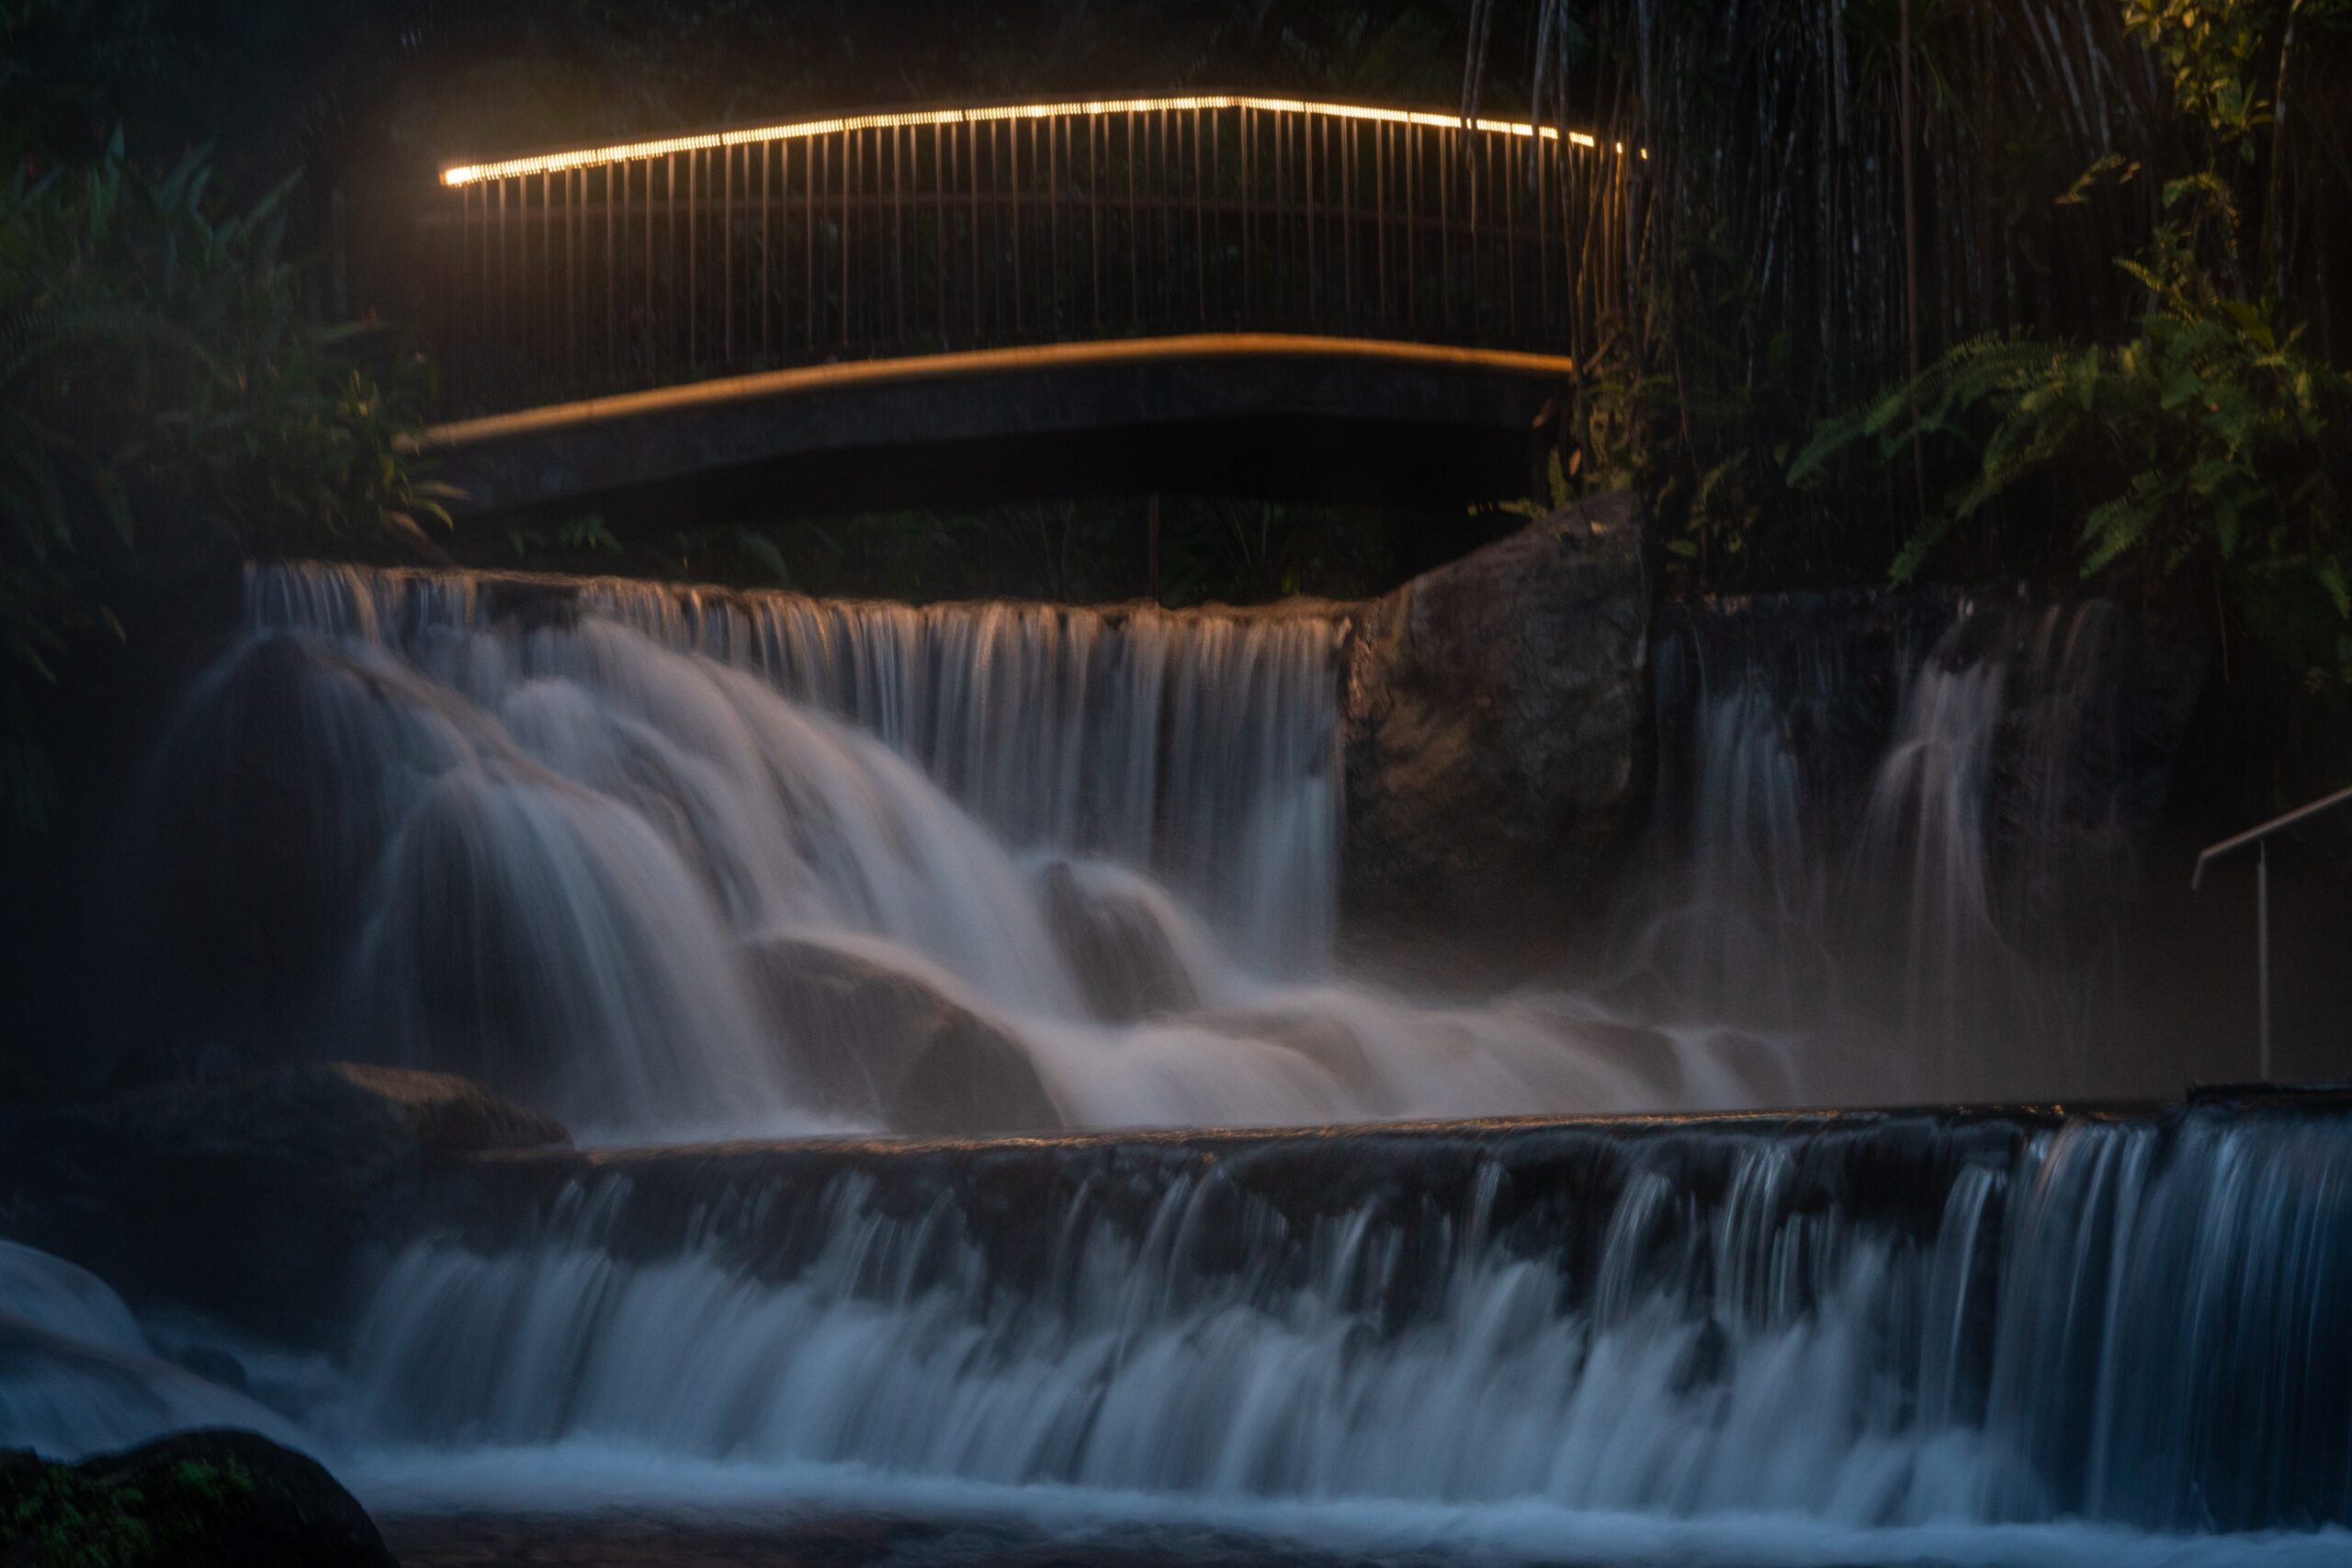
[440,96,1632,186]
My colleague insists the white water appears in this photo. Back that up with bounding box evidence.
[318,1110,2351,1537]
[342,1456,2352,1568]
[146,563,1790,1136]
[0,1241,301,1460]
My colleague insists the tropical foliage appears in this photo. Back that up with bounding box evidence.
[1790,0,2352,689]
[1,143,445,824]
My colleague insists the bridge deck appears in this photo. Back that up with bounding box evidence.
[413,333,1577,523]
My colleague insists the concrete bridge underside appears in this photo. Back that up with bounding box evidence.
[414,333,1576,525]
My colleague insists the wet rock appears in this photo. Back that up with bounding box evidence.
[0,1063,567,1342]
[1341,493,1652,937]
[744,937,1063,1135]
[1193,1009,1383,1086]
[1039,862,1201,1021]
[888,1018,1062,1138]
[322,1061,572,1154]
[1,1429,395,1568]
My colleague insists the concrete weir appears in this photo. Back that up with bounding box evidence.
[356,1092,2352,1535]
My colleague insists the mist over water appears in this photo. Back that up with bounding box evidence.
[1625,590,2199,1100]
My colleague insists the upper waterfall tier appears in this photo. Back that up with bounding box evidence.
[146,559,1775,1134]
[245,562,1348,970]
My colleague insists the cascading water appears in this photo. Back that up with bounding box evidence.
[10,1101,2347,1562]
[149,561,1772,1136]
[306,1100,2352,1551]
[245,564,1346,971]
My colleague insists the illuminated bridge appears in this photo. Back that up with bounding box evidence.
[411,96,1636,521]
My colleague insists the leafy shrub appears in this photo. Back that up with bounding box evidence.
[1,140,451,824]
[1791,0,2352,693]
[1792,180,2351,686]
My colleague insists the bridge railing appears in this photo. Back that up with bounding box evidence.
[422,96,1634,415]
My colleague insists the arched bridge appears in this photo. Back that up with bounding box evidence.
[412,96,1635,521]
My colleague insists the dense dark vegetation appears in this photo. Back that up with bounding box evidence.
[0,1429,396,1568]
[3,0,2349,829]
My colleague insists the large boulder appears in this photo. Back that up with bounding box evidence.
[742,937,1062,1135]
[1340,492,1653,935]
[0,1064,566,1342]
[0,1429,394,1568]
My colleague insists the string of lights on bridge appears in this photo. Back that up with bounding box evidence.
[440,95,1639,187]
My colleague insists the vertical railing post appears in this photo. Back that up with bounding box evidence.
[686,151,698,372]
[1193,107,1206,325]
[605,164,616,387]
[1407,124,1419,332]
[761,141,772,361]
[2257,840,2272,1081]
[969,123,983,344]
[931,120,941,345]
[841,130,853,351]
[894,124,908,347]
[1133,117,1143,329]
[809,137,822,352]
[1090,114,1102,332]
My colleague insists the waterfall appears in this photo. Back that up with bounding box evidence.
[247,564,1345,969]
[29,551,2326,1566]
[327,1101,2351,1536]
[149,562,1776,1134]
[1631,588,2202,1100]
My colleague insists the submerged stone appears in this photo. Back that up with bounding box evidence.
[744,936,1062,1135]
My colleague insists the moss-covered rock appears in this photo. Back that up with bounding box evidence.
[0,1429,392,1568]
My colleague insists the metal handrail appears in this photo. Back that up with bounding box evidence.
[414,94,1632,417]
[2189,780,2352,1080]
[2190,781,2352,887]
